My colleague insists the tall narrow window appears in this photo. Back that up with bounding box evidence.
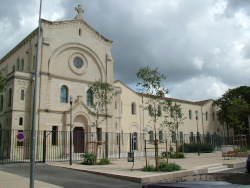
[115,101,117,110]
[149,131,154,141]
[148,105,152,116]
[8,88,12,107]
[60,85,68,103]
[180,131,183,142]
[97,128,102,145]
[52,126,58,146]
[79,28,82,36]
[12,65,15,72]
[87,89,93,106]
[206,111,208,121]
[171,107,174,118]
[121,101,123,114]
[212,112,215,121]
[16,59,20,71]
[131,102,136,115]
[20,90,24,100]
[159,130,163,142]
[0,95,3,111]
[20,59,24,71]
[172,131,176,143]
[195,110,199,120]
[158,105,162,117]
[19,117,23,126]
[189,110,192,119]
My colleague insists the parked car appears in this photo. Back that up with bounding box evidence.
[247,155,250,173]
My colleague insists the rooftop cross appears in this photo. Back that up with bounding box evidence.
[75,5,84,20]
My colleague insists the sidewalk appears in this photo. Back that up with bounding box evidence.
[0,170,63,188]
[47,152,247,184]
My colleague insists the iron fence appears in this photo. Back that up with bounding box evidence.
[0,129,244,164]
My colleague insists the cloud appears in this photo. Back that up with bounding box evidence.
[0,0,250,101]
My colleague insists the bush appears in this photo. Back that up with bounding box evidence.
[159,162,181,172]
[80,153,96,165]
[97,158,110,165]
[170,152,185,159]
[161,151,171,158]
[180,143,214,153]
[142,164,155,171]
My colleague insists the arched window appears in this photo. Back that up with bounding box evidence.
[87,89,93,106]
[171,107,174,118]
[189,110,192,119]
[79,28,82,36]
[20,90,24,100]
[60,85,68,103]
[131,102,136,115]
[0,95,3,111]
[19,117,23,126]
[20,59,24,71]
[16,58,20,71]
[8,88,12,107]
[205,111,208,121]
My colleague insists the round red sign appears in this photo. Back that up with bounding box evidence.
[16,132,25,142]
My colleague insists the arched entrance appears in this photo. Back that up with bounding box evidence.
[73,114,88,153]
[73,127,84,153]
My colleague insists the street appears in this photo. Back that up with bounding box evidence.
[0,163,142,188]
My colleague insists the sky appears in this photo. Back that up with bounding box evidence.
[0,0,250,102]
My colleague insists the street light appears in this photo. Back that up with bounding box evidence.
[196,114,200,156]
[70,95,73,165]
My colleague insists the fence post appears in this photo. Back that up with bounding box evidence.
[105,132,108,159]
[43,130,46,163]
[118,133,121,159]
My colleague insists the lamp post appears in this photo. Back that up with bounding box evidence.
[70,95,73,165]
[196,115,200,156]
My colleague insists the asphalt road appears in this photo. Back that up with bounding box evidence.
[0,163,142,188]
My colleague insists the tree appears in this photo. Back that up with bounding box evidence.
[213,86,250,135]
[88,80,117,130]
[136,66,172,170]
[165,102,186,154]
[136,66,171,140]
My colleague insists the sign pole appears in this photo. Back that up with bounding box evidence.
[30,0,42,187]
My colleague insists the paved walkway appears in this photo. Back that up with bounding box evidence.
[0,152,247,187]
[48,152,247,183]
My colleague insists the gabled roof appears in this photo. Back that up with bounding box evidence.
[114,80,213,106]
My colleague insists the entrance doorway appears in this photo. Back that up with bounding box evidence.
[73,127,85,153]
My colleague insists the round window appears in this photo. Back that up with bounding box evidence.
[73,57,83,69]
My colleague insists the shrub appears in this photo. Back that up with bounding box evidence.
[161,151,171,158]
[180,143,214,153]
[80,153,96,165]
[142,164,155,171]
[97,158,110,165]
[170,152,185,158]
[159,162,181,172]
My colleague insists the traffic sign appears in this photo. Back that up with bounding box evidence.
[16,132,25,142]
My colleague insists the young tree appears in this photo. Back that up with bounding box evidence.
[88,80,117,130]
[166,102,186,154]
[136,66,170,140]
[136,66,172,170]
[213,86,250,135]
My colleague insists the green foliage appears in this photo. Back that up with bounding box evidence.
[88,80,117,128]
[237,146,247,152]
[80,153,96,165]
[0,73,6,93]
[161,151,170,158]
[159,162,181,172]
[136,66,171,140]
[97,158,110,165]
[169,152,185,158]
[213,86,250,134]
[142,164,156,171]
[180,143,214,153]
